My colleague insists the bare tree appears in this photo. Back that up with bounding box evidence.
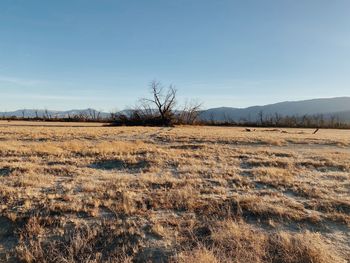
[178,100,202,124]
[112,81,201,126]
[109,111,117,121]
[87,109,102,121]
[274,112,282,126]
[96,110,102,120]
[44,109,51,120]
[330,114,337,128]
[88,109,95,120]
[109,108,119,121]
[258,110,264,126]
[77,112,88,121]
[141,81,177,125]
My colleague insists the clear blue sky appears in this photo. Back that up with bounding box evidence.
[1,0,350,111]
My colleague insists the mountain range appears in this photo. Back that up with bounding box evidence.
[1,97,350,122]
[199,97,350,122]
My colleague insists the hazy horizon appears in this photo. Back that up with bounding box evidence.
[0,96,349,113]
[1,1,350,111]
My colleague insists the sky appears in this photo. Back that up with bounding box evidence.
[0,0,350,111]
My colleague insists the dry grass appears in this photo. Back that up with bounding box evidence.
[0,121,349,262]
[176,220,342,263]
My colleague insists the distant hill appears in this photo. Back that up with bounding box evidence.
[1,97,350,123]
[199,97,350,123]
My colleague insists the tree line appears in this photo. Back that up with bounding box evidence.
[0,109,107,123]
[205,110,350,129]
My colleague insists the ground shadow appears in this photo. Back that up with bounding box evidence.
[90,159,150,172]
[0,168,12,177]
[0,216,18,262]
[169,144,205,150]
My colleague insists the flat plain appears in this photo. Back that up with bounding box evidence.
[0,121,349,262]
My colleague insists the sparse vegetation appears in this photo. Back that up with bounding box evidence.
[112,81,202,126]
[207,111,350,129]
[0,121,349,262]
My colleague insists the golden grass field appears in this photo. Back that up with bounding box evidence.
[0,121,349,262]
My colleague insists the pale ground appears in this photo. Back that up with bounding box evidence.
[0,121,349,262]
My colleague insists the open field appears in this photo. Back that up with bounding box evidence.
[0,121,349,262]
